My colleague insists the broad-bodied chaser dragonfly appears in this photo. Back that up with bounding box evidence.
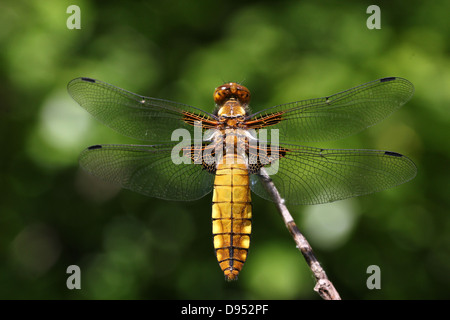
[68,77,416,281]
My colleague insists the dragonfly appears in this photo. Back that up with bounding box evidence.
[68,76,417,281]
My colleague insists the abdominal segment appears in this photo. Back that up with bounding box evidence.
[212,157,252,281]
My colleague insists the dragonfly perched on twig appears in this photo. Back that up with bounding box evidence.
[68,76,416,281]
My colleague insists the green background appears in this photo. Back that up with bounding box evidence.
[1,0,449,299]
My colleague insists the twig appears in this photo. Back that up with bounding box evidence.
[259,168,341,300]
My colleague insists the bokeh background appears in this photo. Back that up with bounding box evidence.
[1,0,449,299]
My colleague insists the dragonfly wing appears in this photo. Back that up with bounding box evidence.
[247,77,414,143]
[68,77,218,142]
[250,144,417,205]
[79,144,214,201]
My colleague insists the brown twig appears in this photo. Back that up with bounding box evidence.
[259,168,341,300]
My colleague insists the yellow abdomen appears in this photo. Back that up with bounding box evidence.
[212,154,252,281]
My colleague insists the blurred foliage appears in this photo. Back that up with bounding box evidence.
[0,0,449,300]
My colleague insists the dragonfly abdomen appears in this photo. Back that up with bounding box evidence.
[212,155,252,281]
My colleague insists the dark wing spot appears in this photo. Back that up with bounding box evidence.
[380,77,396,83]
[183,143,217,173]
[384,151,402,157]
[88,145,102,150]
[247,145,289,174]
[81,77,96,83]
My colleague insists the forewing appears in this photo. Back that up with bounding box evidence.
[246,77,414,143]
[250,145,417,205]
[79,144,214,201]
[68,77,218,142]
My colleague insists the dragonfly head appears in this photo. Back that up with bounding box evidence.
[214,82,251,107]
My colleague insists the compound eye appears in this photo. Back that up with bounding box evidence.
[214,87,228,105]
[214,84,236,105]
[236,87,250,104]
[237,90,250,104]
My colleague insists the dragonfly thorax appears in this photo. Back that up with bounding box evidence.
[217,100,247,122]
